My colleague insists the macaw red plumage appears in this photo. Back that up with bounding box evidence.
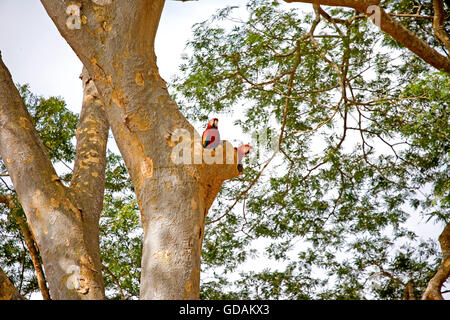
[235,144,253,172]
[202,118,220,149]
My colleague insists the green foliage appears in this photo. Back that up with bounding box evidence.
[100,193,142,300]
[0,194,37,297]
[172,0,449,299]
[100,152,142,300]
[1,0,448,301]
[18,84,78,163]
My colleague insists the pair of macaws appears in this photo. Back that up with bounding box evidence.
[201,118,252,172]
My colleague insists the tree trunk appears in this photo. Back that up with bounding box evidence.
[0,54,108,299]
[0,267,25,300]
[40,0,242,299]
[422,222,450,300]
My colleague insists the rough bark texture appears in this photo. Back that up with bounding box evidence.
[284,0,450,72]
[40,0,243,299]
[422,223,450,300]
[0,267,25,300]
[0,53,108,299]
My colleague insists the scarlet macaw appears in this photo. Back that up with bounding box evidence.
[235,144,253,173]
[202,118,220,149]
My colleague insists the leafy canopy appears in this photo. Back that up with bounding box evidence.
[172,0,449,299]
[1,0,448,300]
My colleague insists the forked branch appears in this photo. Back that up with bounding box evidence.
[284,0,450,72]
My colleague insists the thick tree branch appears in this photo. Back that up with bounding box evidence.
[422,223,450,300]
[0,53,106,300]
[0,267,26,300]
[403,280,416,300]
[433,0,450,52]
[440,223,450,262]
[389,13,433,20]
[0,54,62,198]
[284,0,450,72]
[285,0,380,9]
[71,68,109,218]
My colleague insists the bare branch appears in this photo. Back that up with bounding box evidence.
[70,68,109,218]
[1,193,50,299]
[285,0,380,9]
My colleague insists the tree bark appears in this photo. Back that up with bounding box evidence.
[0,53,108,299]
[432,0,450,52]
[403,280,416,300]
[0,267,26,300]
[284,0,450,72]
[40,0,243,299]
[422,222,450,300]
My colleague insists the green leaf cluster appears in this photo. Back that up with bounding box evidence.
[172,0,449,299]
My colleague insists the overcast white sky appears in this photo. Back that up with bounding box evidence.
[0,0,447,299]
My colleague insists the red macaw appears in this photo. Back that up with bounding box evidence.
[202,118,220,149]
[235,144,253,172]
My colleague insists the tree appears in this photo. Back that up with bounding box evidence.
[1,0,244,300]
[0,0,448,300]
[172,0,449,299]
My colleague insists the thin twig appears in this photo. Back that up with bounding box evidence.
[0,177,13,192]
[102,264,125,300]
